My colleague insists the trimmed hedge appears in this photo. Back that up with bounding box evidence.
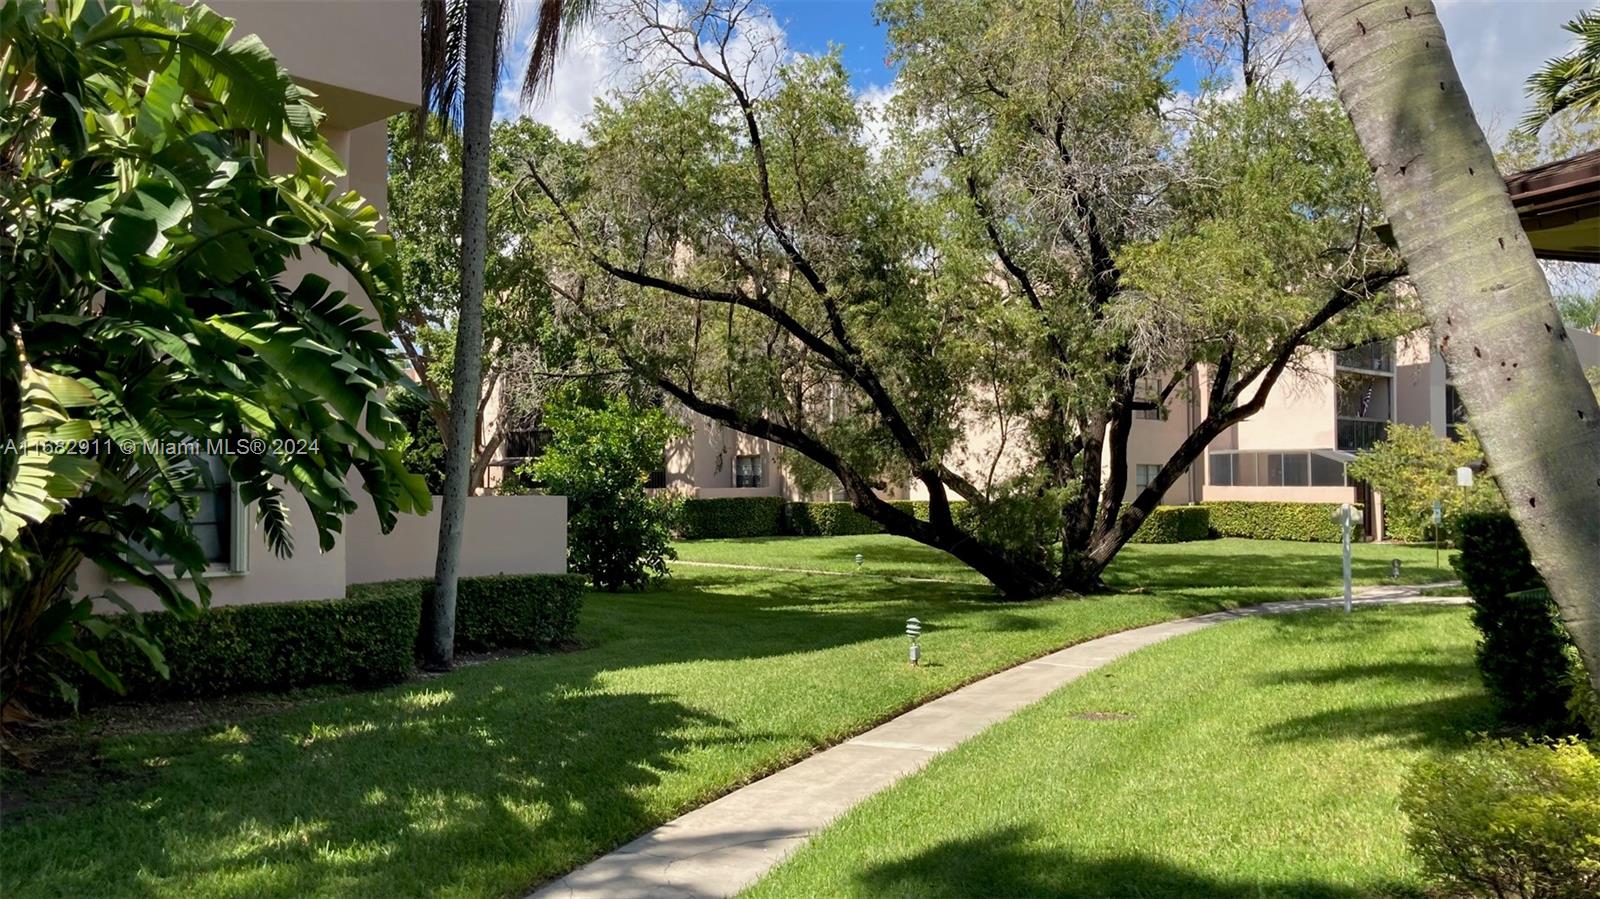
[1202,501,1347,542]
[88,587,421,700]
[1128,505,1211,543]
[84,573,585,703]
[1454,512,1575,727]
[352,573,585,653]
[783,501,882,536]
[675,496,786,539]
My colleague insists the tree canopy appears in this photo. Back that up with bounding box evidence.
[519,0,1409,597]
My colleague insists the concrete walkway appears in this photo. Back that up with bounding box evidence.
[530,586,1468,899]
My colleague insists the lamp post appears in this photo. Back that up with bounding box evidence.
[906,617,922,666]
[1330,503,1363,613]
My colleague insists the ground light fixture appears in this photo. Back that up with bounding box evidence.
[906,617,922,666]
[854,553,863,573]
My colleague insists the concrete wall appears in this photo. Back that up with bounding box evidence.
[345,495,568,584]
[207,0,419,129]
[1574,328,1600,367]
[1222,350,1340,451]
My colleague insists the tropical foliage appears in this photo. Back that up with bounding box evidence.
[0,0,425,711]
[1519,9,1600,137]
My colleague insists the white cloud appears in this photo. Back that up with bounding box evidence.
[857,80,900,159]
[494,15,622,140]
[1431,0,1589,140]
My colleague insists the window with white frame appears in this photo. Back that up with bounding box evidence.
[734,454,763,488]
[1135,464,1161,492]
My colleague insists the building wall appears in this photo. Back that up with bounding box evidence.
[345,495,568,584]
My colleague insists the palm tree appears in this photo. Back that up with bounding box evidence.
[1519,9,1600,137]
[418,0,592,669]
[1301,0,1600,694]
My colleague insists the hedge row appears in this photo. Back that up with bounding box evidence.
[89,588,421,700]
[1201,501,1347,542]
[85,574,584,702]
[1453,512,1577,729]
[675,497,786,539]
[352,573,586,653]
[1128,506,1211,543]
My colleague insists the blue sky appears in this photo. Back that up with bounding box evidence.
[765,1,892,88]
[503,0,1595,143]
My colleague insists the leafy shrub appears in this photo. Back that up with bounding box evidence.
[1,0,427,714]
[783,501,882,536]
[1401,738,1600,899]
[1202,501,1346,542]
[1347,424,1503,543]
[676,497,786,539]
[531,394,683,591]
[1455,513,1576,728]
[355,574,585,653]
[85,589,422,701]
[1128,506,1211,543]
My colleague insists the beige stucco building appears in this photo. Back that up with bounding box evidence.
[646,328,1599,538]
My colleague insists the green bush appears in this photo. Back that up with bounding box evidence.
[1128,506,1211,543]
[1454,512,1576,728]
[1202,501,1346,542]
[676,497,787,539]
[783,501,883,536]
[87,588,422,700]
[355,574,585,654]
[531,395,682,591]
[1401,738,1600,899]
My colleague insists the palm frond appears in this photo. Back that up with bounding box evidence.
[1518,9,1600,136]
[521,0,597,105]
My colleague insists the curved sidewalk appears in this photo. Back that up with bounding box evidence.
[530,587,1468,899]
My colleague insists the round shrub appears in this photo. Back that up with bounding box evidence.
[1401,738,1600,899]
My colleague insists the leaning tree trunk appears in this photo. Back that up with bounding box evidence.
[1303,0,1600,692]
[423,0,499,670]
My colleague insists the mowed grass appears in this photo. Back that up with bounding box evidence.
[743,604,1492,899]
[2,538,1460,899]
[677,534,1459,601]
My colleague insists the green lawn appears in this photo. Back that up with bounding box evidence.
[677,534,1458,600]
[743,604,1492,899]
[2,537,1462,898]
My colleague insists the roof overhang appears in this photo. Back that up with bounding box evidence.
[1507,148,1600,264]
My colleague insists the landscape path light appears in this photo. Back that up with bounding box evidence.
[854,553,863,573]
[906,617,922,666]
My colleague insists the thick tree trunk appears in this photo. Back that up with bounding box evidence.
[1304,0,1600,692]
[423,0,499,670]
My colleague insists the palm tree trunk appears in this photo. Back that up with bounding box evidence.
[1303,0,1600,692]
[423,0,499,669]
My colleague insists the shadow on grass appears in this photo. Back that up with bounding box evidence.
[1106,547,1449,593]
[1,571,1076,898]
[852,826,1390,898]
